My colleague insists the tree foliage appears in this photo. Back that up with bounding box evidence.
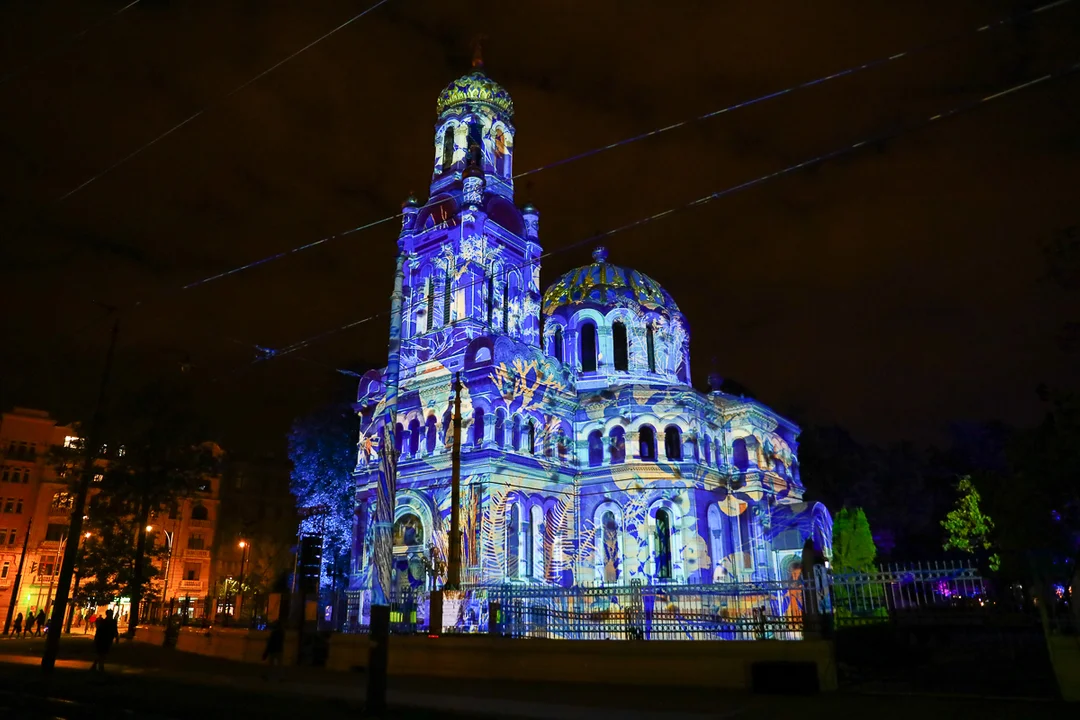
[941,476,1000,572]
[288,403,357,587]
[831,507,877,573]
[83,380,216,629]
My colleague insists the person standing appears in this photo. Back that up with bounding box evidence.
[34,608,46,637]
[9,613,22,637]
[90,609,119,672]
[261,621,285,681]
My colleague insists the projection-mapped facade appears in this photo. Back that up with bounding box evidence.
[348,64,831,609]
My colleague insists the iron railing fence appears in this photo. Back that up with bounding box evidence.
[829,560,988,626]
[343,560,991,640]
[486,579,811,641]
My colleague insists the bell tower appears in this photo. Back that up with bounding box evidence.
[430,46,515,201]
[393,60,540,379]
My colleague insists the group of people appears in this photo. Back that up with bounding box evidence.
[5,608,48,637]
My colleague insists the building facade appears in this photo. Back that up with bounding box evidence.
[347,64,831,623]
[145,466,220,622]
[0,408,79,627]
[1,407,223,626]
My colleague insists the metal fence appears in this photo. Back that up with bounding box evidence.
[829,561,988,626]
[345,560,989,640]
[486,579,812,641]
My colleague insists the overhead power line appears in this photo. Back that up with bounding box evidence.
[54,0,394,204]
[0,0,143,86]
[243,59,1079,375]
[176,0,1075,294]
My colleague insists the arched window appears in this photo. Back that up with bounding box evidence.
[601,510,620,584]
[707,504,724,582]
[655,508,673,580]
[442,268,452,325]
[609,426,626,464]
[511,415,521,451]
[703,434,712,465]
[732,438,749,471]
[580,322,597,372]
[487,270,495,326]
[714,439,722,468]
[472,408,485,448]
[639,425,656,461]
[405,418,420,456]
[441,126,455,170]
[612,321,629,371]
[494,409,506,447]
[664,426,682,461]
[191,505,209,521]
[394,423,404,455]
[527,419,536,454]
[646,323,656,372]
[426,277,435,332]
[467,118,483,159]
[506,504,520,578]
[557,428,568,462]
[553,326,564,362]
[493,126,509,176]
[425,414,437,454]
[502,277,510,333]
[587,430,604,467]
[442,410,452,448]
[393,513,424,546]
[530,505,544,580]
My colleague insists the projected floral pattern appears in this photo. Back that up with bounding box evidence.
[344,65,830,630]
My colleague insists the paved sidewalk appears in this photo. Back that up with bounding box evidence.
[0,635,1067,719]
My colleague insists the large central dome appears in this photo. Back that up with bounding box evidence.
[542,247,680,317]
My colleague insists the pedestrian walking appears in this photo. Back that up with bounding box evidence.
[89,609,119,672]
[23,609,35,638]
[262,621,285,681]
[10,613,22,637]
[34,608,46,637]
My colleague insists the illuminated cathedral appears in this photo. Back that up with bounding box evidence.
[347,61,831,623]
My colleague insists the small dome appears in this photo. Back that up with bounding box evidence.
[436,69,514,118]
[542,248,680,317]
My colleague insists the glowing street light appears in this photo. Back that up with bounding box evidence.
[237,540,250,623]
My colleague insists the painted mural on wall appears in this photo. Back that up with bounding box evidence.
[344,64,831,629]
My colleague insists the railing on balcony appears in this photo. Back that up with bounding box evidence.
[177,579,204,591]
[188,519,213,528]
[183,549,210,559]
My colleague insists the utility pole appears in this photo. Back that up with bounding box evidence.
[3,516,33,635]
[446,373,463,590]
[365,252,405,718]
[42,316,119,672]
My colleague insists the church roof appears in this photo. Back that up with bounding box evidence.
[436,69,514,118]
[541,247,681,317]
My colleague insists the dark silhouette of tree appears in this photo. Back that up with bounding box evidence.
[288,402,357,589]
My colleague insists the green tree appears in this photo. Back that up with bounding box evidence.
[941,476,1001,571]
[95,381,217,637]
[831,507,877,573]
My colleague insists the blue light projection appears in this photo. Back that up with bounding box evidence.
[346,66,831,629]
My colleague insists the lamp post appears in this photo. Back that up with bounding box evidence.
[237,540,249,623]
[146,525,175,621]
[63,532,91,634]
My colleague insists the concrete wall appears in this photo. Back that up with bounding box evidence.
[135,626,836,691]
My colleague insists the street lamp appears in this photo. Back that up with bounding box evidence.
[237,540,250,623]
[147,525,176,621]
[63,531,93,633]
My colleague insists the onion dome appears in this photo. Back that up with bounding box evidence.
[541,247,680,317]
[436,69,515,119]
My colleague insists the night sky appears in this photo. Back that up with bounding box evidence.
[2,0,1078,455]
